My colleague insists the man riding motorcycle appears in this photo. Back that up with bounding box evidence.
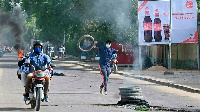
[23,40,53,102]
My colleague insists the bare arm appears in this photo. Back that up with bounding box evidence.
[93,46,99,51]
[116,44,124,54]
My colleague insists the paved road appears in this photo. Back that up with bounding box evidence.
[0,53,200,112]
[0,53,133,112]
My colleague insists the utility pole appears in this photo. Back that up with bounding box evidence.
[63,30,66,56]
[164,0,174,75]
[63,30,66,46]
[198,10,200,70]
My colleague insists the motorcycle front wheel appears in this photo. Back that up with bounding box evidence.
[31,100,36,109]
[36,88,42,111]
[113,64,117,73]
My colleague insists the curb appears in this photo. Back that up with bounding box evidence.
[120,73,200,94]
[77,62,200,94]
[60,56,200,94]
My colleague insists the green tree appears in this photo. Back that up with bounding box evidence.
[1,0,138,56]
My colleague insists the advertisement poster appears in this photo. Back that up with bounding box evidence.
[138,0,198,45]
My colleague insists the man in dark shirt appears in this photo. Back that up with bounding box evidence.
[93,40,123,95]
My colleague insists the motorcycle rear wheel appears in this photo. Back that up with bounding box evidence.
[36,88,42,111]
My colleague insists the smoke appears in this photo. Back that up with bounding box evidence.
[94,1,131,30]
[0,3,27,50]
[92,0,144,70]
[92,0,137,40]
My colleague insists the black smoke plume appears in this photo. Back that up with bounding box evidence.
[0,5,26,50]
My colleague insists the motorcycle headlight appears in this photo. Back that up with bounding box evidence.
[113,59,117,62]
[35,72,45,77]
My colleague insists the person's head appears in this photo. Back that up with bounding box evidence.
[33,40,43,54]
[105,40,111,48]
[25,53,29,58]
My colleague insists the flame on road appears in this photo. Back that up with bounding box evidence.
[18,48,24,60]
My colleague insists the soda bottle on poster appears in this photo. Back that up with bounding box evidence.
[163,24,170,40]
[154,9,162,42]
[143,7,152,42]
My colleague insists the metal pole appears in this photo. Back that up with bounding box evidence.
[63,30,66,46]
[137,6,142,70]
[168,0,172,71]
[176,44,178,68]
[63,30,66,57]
[198,10,200,70]
[198,43,199,70]
[164,0,174,75]
[153,45,157,65]
[139,46,142,70]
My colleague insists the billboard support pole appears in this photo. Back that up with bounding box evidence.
[164,0,174,75]
[198,43,199,70]
[139,45,142,70]
[138,4,142,71]
[198,10,200,70]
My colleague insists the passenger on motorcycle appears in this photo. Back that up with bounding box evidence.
[23,40,53,102]
[111,53,118,60]
[110,53,118,73]
[17,53,30,81]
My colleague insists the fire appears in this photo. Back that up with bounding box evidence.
[18,48,24,60]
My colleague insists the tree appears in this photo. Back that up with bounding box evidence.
[1,0,139,56]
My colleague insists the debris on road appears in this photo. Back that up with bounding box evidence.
[53,72,66,76]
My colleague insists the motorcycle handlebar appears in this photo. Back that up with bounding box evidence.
[50,64,56,68]
[24,62,55,70]
[28,64,55,71]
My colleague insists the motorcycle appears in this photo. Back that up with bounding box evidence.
[110,57,118,74]
[24,64,55,111]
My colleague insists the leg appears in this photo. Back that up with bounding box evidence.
[58,52,60,58]
[106,67,111,82]
[24,73,33,101]
[62,52,64,58]
[99,65,108,92]
[60,52,62,58]
[99,65,104,89]
[21,72,27,87]
[44,77,50,102]
[103,67,110,95]
[25,73,33,94]
[44,77,50,95]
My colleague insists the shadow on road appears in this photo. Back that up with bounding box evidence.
[0,64,18,69]
[92,104,200,112]
[0,107,34,111]
[0,58,18,69]
[50,92,91,95]
[0,60,18,63]
[55,65,99,72]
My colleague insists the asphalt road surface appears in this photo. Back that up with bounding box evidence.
[0,52,200,112]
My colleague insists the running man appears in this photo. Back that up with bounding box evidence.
[93,40,123,95]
